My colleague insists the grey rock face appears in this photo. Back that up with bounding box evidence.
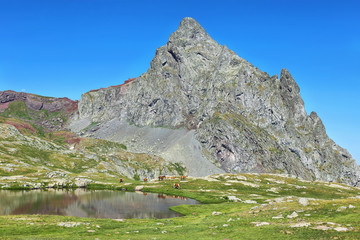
[74,17,360,186]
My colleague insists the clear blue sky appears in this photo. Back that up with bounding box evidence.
[1,0,359,163]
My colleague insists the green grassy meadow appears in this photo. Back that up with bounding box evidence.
[0,173,360,239]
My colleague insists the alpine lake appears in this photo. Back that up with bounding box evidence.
[0,189,199,219]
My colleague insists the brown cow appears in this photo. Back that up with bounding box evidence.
[119,178,123,183]
[158,176,166,181]
[180,176,186,180]
[143,178,148,182]
[173,183,181,189]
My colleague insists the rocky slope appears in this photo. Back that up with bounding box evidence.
[0,90,78,131]
[70,17,360,186]
[0,121,184,188]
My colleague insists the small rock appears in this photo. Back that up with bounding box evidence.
[161,231,167,234]
[135,185,144,191]
[266,187,279,193]
[334,227,349,232]
[287,212,298,219]
[236,175,247,181]
[312,225,331,231]
[227,196,241,202]
[243,200,257,204]
[251,222,269,227]
[88,230,95,233]
[222,224,228,227]
[212,211,222,216]
[326,222,337,226]
[290,222,311,228]
[57,222,82,227]
[272,214,283,219]
[298,198,309,206]
[273,197,284,203]
[348,204,355,208]
[336,206,347,212]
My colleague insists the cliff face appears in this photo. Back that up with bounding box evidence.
[74,18,359,185]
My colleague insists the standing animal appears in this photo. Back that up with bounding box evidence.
[173,183,181,189]
[158,176,166,181]
[119,178,123,183]
[143,178,148,182]
[180,176,186,180]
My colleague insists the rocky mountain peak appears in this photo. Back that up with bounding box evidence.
[170,17,208,41]
[73,18,360,186]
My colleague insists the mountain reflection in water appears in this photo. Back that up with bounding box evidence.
[0,189,199,219]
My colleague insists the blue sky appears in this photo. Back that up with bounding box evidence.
[0,0,359,163]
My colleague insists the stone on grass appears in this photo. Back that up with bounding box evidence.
[266,187,279,193]
[312,225,331,231]
[58,222,83,227]
[243,200,257,204]
[251,222,269,227]
[290,222,311,228]
[336,206,347,212]
[211,211,222,216]
[287,212,298,218]
[334,227,349,232]
[227,196,241,202]
[298,198,309,206]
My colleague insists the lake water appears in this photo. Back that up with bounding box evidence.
[0,189,199,219]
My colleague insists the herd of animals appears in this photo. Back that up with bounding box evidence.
[119,176,187,190]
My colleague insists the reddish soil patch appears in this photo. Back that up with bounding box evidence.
[4,120,37,134]
[0,102,9,111]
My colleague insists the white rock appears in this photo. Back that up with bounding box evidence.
[272,214,284,219]
[227,196,241,202]
[243,200,257,204]
[287,212,298,218]
[290,222,311,228]
[57,222,82,227]
[298,198,309,206]
[251,222,269,227]
[334,227,349,232]
[312,225,331,231]
[336,206,347,212]
[135,185,144,191]
[236,175,247,181]
[266,187,279,193]
[211,211,222,216]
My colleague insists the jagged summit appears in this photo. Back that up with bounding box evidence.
[170,17,209,41]
[72,18,360,186]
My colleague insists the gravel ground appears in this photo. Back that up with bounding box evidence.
[70,118,224,176]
